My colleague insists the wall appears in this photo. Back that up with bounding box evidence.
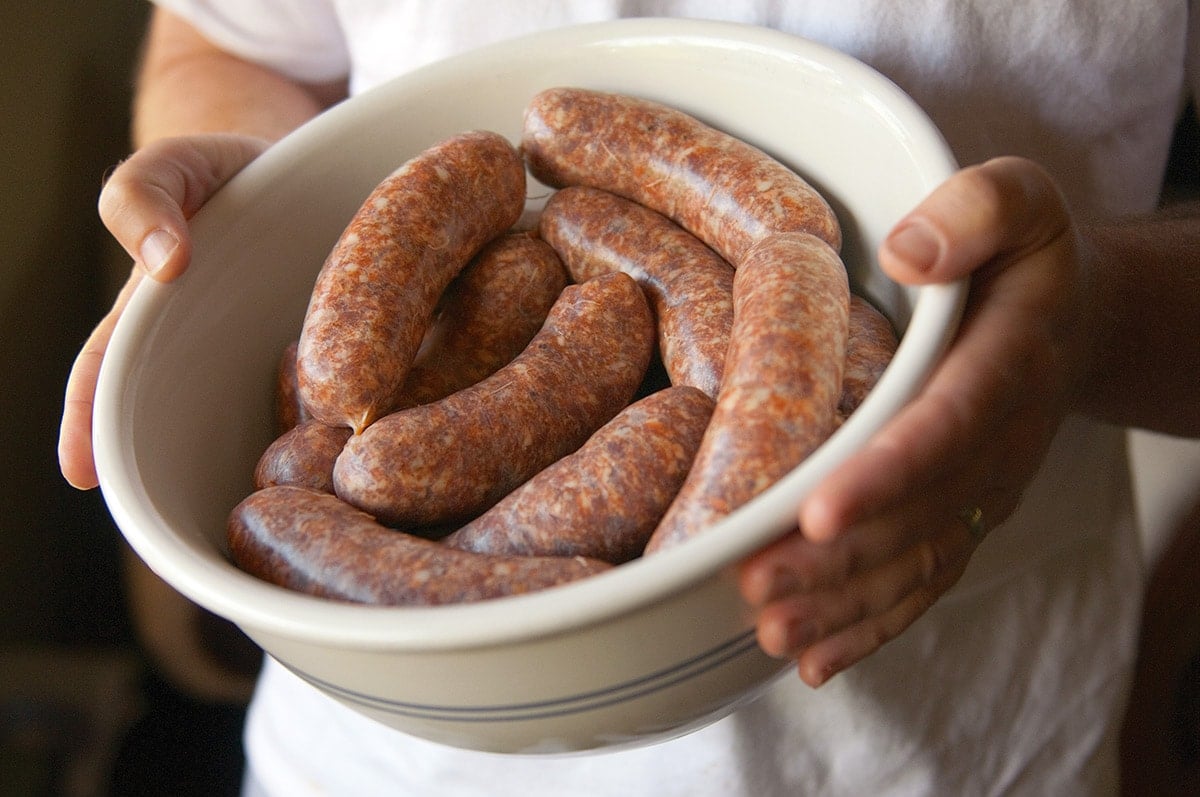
[0,4,248,796]
[0,0,145,648]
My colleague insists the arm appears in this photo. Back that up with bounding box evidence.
[870,178,1200,440]
[1074,205,1200,436]
[115,6,348,280]
[132,6,346,145]
[59,7,348,489]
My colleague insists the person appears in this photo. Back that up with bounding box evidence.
[59,1,1200,794]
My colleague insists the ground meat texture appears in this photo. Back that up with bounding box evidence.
[227,486,612,605]
[646,231,850,553]
[333,271,655,528]
[539,186,734,399]
[443,386,715,564]
[274,339,309,434]
[522,87,841,267]
[390,231,568,409]
[838,294,900,422]
[253,421,353,494]
[296,130,526,433]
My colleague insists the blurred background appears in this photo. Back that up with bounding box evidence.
[1,3,255,795]
[0,2,1196,796]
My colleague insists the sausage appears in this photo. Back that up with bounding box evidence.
[253,420,353,494]
[522,87,841,266]
[296,130,526,433]
[645,232,850,553]
[333,271,655,528]
[391,231,568,409]
[443,386,714,564]
[538,186,733,399]
[277,279,879,442]
[275,233,568,429]
[839,295,899,422]
[227,486,612,605]
[273,340,309,434]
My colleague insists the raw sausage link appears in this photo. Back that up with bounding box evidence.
[522,87,841,265]
[274,233,567,428]
[839,295,899,422]
[253,420,353,494]
[392,231,568,409]
[539,186,733,399]
[297,130,526,432]
[334,271,655,527]
[646,232,850,553]
[443,386,714,564]
[274,339,309,434]
[227,486,612,605]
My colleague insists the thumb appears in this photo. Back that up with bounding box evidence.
[879,156,1071,285]
[97,133,270,283]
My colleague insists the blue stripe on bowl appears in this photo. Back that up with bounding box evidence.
[284,629,763,723]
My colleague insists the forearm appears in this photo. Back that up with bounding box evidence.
[132,7,347,146]
[1075,203,1200,436]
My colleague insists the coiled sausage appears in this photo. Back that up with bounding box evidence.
[646,232,850,553]
[333,271,655,527]
[227,486,611,605]
[522,87,841,266]
[444,386,714,563]
[538,186,733,399]
[297,130,526,432]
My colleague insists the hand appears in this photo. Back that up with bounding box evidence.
[58,134,269,489]
[738,156,1093,687]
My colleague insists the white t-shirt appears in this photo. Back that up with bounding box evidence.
[151,2,1195,795]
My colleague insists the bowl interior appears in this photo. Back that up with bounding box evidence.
[93,18,962,650]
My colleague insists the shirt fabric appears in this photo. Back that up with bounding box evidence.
[150,1,1196,794]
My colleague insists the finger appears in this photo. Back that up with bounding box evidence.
[58,270,142,489]
[740,489,944,605]
[801,244,1077,542]
[744,400,1029,608]
[794,570,961,688]
[878,155,1072,284]
[781,480,1026,686]
[97,133,269,282]
[799,359,999,542]
[752,511,973,660]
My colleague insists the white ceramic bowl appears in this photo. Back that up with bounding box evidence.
[94,19,964,754]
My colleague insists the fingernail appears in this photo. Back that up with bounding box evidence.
[885,220,940,271]
[140,229,178,276]
[814,662,840,687]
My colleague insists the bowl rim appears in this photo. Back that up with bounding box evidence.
[94,16,965,652]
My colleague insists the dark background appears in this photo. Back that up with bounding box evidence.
[0,3,251,795]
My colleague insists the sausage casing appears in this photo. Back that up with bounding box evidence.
[333,271,655,528]
[443,386,714,564]
[227,486,611,605]
[296,130,526,432]
[539,186,733,399]
[839,295,899,422]
[276,232,567,430]
[253,420,353,494]
[273,339,309,434]
[392,231,567,409]
[646,232,850,553]
[522,87,841,266]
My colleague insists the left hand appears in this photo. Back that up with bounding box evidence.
[58,134,270,490]
[738,156,1095,687]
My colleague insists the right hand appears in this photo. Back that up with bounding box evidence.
[59,133,270,489]
[738,157,1090,686]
